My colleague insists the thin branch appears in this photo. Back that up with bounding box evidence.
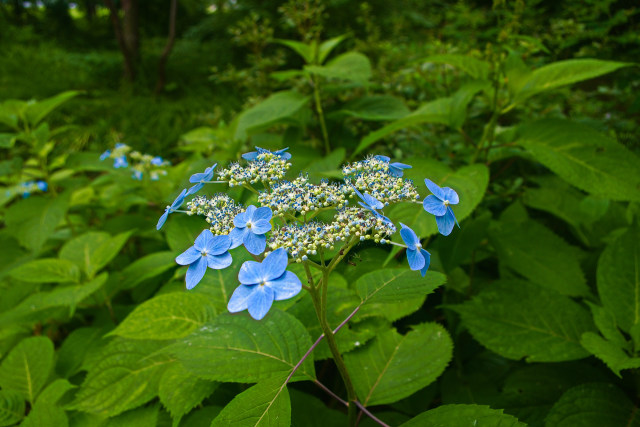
[155,0,178,94]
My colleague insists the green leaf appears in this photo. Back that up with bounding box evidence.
[24,90,81,127]
[273,39,313,63]
[104,404,159,427]
[305,52,372,83]
[0,336,54,403]
[598,225,640,333]
[21,379,74,427]
[86,231,132,278]
[450,280,594,362]
[234,90,310,141]
[587,302,630,351]
[59,231,110,273]
[344,323,453,406]
[119,251,177,290]
[522,176,592,228]
[356,269,446,304]
[401,404,526,427]
[545,383,640,427]
[111,293,215,340]
[159,363,217,423]
[9,258,80,283]
[318,35,347,64]
[56,327,107,378]
[164,214,207,253]
[337,95,409,121]
[580,332,640,377]
[211,374,290,427]
[422,54,490,79]
[0,99,25,130]
[0,390,25,427]
[170,310,315,383]
[515,119,640,202]
[489,218,589,297]
[70,339,173,417]
[0,273,108,326]
[513,59,633,103]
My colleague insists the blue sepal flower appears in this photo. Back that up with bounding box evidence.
[187,163,217,196]
[374,155,412,177]
[227,248,302,320]
[399,223,431,276]
[132,170,143,180]
[229,205,272,255]
[113,155,128,168]
[352,186,393,226]
[151,156,164,166]
[176,230,233,290]
[99,150,111,161]
[36,181,48,192]
[157,189,187,230]
[423,178,460,236]
[242,146,292,161]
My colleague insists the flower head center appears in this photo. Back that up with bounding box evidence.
[443,200,450,206]
[416,243,422,249]
[246,221,252,229]
[201,250,208,257]
[260,281,266,287]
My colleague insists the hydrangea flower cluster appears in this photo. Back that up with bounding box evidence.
[100,143,170,180]
[159,148,459,320]
[5,180,48,199]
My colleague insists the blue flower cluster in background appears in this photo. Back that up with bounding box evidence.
[5,180,48,199]
[159,148,459,320]
[100,143,170,180]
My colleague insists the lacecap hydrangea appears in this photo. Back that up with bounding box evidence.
[158,148,459,320]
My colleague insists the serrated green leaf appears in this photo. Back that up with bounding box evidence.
[9,258,80,283]
[437,212,490,272]
[422,54,490,79]
[111,293,215,340]
[515,119,640,202]
[305,52,372,83]
[587,302,630,351]
[546,383,640,427]
[597,225,640,333]
[21,379,73,427]
[0,273,108,326]
[170,310,315,383]
[119,251,177,290]
[56,327,106,378]
[451,280,594,362]
[513,59,633,103]
[159,363,217,423]
[344,323,453,406]
[489,218,589,297]
[211,374,290,427]
[290,390,346,426]
[104,404,159,427]
[0,390,25,427]
[356,269,445,304]
[0,336,54,403]
[580,332,640,377]
[401,404,526,427]
[70,339,173,417]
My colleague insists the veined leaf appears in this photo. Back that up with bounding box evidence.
[318,35,347,64]
[9,258,80,283]
[580,332,640,377]
[159,363,217,422]
[401,404,526,427]
[86,230,132,278]
[356,269,445,304]
[515,119,640,202]
[170,310,315,383]
[119,251,176,290]
[450,280,594,362]
[305,52,372,83]
[21,379,74,427]
[0,336,54,403]
[110,292,215,340]
[211,374,290,427]
[0,390,25,427]
[344,323,453,406]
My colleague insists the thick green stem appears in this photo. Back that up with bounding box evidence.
[311,74,331,155]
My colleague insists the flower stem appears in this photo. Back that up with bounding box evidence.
[311,74,331,155]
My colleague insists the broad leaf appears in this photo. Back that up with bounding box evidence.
[0,336,54,403]
[170,310,315,382]
[118,251,177,290]
[21,379,74,427]
[0,390,25,427]
[59,231,110,274]
[401,404,526,427]
[24,90,80,126]
[273,39,313,64]
[9,258,80,283]
[305,52,372,83]
[337,95,409,121]
[344,323,453,406]
[597,225,640,333]
[422,54,490,79]
[356,269,445,304]
[111,292,215,340]
[164,214,207,253]
[318,35,347,64]
[580,332,640,377]
[86,230,132,277]
[515,119,640,202]
[159,363,217,422]
[546,383,640,427]
[211,375,290,427]
[451,280,594,362]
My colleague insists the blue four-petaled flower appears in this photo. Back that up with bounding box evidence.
[229,205,272,255]
[187,163,217,196]
[151,156,164,166]
[423,178,459,236]
[242,146,292,161]
[113,155,128,169]
[400,223,430,276]
[176,230,233,290]
[352,186,393,226]
[374,155,412,178]
[157,189,187,230]
[99,150,111,161]
[227,248,302,320]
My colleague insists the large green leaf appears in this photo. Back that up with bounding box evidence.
[0,336,54,403]
[211,375,290,427]
[170,310,315,383]
[318,35,347,64]
[9,258,80,283]
[159,363,217,423]
[356,269,445,304]
[70,339,173,417]
[515,119,640,202]
[0,390,25,427]
[111,292,215,340]
[513,59,633,103]
[597,225,640,333]
[59,232,110,273]
[273,39,313,64]
[85,231,132,278]
[234,91,310,141]
[24,90,81,126]
[451,280,594,362]
[305,52,372,83]
[344,323,453,406]
[580,332,640,377]
[21,379,74,427]
[545,383,640,427]
[118,251,177,290]
[401,404,526,427]
[489,218,589,297]
[422,54,490,79]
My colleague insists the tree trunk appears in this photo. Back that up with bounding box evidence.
[104,0,138,82]
[122,0,140,65]
[155,0,178,94]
